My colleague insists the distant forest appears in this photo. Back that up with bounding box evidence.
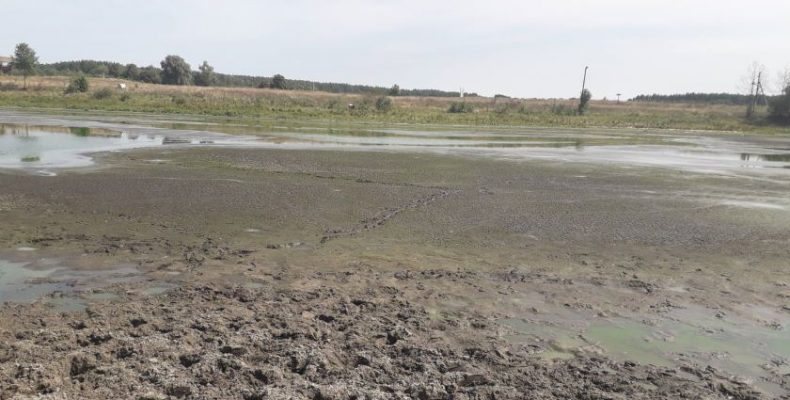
[36,60,468,97]
[630,92,773,105]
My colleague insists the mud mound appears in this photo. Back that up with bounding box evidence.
[0,284,762,400]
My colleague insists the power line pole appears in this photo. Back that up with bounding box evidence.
[578,66,589,115]
[747,73,756,118]
[756,72,767,106]
[747,71,766,118]
[580,66,589,98]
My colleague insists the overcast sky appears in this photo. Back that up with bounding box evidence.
[3,0,790,98]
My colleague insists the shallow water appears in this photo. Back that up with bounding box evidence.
[0,257,140,303]
[0,259,64,303]
[3,120,790,181]
[0,124,165,171]
[504,307,790,395]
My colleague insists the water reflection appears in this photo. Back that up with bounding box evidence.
[69,126,91,136]
[741,153,790,162]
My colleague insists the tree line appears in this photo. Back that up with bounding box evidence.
[4,44,462,97]
[630,92,764,106]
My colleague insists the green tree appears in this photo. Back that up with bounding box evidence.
[108,63,124,78]
[137,66,161,84]
[124,64,140,80]
[388,84,400,96]
[271,74,287,90]
[768,85,790,125]
[12,43,38,88]
[578,88,592,115]
[194,61,215,86]
[93,64,109,77]
[160,55,192,85]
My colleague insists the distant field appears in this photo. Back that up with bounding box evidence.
[0,75,786,133]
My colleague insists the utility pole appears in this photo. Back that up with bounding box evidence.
[578,66,589,115]
[756,72,767,106]
[747,71,766,118]
[580,66,589,98]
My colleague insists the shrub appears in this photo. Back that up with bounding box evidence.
[578,89,592,115]
[375,96,393,112]
[92,87,113,100]
[119,93,131,102]
[448,102,474,113]
[65,75,89,94]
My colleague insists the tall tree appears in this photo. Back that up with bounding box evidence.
[138,66,162,84]
[12,43,38,88]
[194,61,215,86]
[160,55,192,85]
[388,84,401,96]
[270,74,287,90]
[124,64,140,80]
[107,63,124,78]
[769,85,790,125]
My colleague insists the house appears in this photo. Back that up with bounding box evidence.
[0,56,12,73]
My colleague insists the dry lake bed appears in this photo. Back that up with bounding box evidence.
[1,109,789,399]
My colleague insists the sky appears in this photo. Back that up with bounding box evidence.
[3,0,790,99]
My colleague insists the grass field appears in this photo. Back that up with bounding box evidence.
[1,75,787,134]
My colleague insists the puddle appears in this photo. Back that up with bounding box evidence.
[1,257,182,312]
[0,259,65,303]
[0,124,164,170]
[0,258,140,303]
[503,307,790,396]
[139,283,176,296]
[720,200,786,210]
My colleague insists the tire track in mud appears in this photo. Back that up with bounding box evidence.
[320,189,460,243]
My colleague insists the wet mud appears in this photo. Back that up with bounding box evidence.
[1,111,790,398]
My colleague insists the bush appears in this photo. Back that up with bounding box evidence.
[92,87,113,100]
[448,102,474,113]
[578,89,592,115]
[375,96,393,112]
[65,75,89,94]
[119,93,131,102]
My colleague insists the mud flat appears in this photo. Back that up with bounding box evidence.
[1,111,789,398]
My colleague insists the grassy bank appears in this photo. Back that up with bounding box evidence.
[1,75,787,133]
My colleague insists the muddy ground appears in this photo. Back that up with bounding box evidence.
[1,118,790,399]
